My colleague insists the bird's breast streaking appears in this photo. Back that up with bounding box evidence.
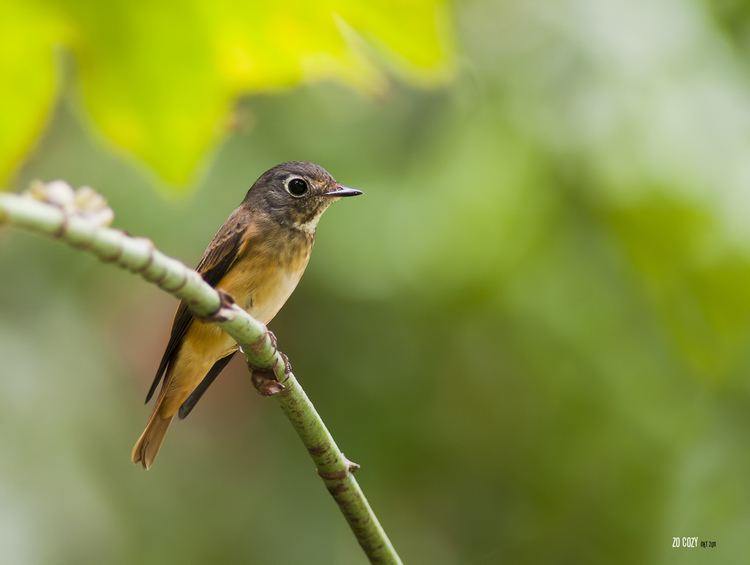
[219,222,313,324]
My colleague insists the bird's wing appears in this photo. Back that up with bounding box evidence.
[144,208,251,403]
[177,351,237,419]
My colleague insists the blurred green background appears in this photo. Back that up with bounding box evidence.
[1,0,749,563]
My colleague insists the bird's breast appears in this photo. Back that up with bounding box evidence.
[217,232,312,325]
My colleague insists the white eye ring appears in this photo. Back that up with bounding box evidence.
[285,176,309,198]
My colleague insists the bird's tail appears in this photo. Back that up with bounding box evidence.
[131,407,173,470]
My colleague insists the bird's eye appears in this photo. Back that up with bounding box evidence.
[287,178,309,197]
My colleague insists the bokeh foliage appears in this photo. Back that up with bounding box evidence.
[0,0,452,187]
[2,0,750,564]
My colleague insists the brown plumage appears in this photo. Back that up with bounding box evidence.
[132,161,361,469]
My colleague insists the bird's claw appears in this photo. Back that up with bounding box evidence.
[266,329,278,351]
[265,329,292,378]
[248,330,291,395]
[251,368,285,396]
[279,351,292,379]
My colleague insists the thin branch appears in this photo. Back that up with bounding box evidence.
[0,183,403,565]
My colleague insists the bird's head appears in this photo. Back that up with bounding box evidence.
[244,161,362,233]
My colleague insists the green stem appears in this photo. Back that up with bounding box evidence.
[0,189,403,565]
[278,375,400,562]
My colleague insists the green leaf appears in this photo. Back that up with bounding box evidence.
[1,0,454,191]
[0,2,61,186]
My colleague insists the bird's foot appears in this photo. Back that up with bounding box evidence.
[248,330,292,396]
[251,368,285,396]
[278,350,293,380]
[266,329,278,350]
[265,330,292,379]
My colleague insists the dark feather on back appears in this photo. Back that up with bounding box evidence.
[145,210,248,403]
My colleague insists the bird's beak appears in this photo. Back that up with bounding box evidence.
[324,185,363,197]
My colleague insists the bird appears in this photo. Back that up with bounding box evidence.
[132,161,362,469]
